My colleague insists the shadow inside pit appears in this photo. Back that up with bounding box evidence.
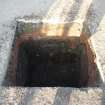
[14,39,83,87]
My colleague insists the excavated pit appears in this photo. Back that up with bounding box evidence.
[4,23,99,87]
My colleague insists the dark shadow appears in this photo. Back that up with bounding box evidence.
[53,87,72,105]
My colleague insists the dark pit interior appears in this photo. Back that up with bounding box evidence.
[16,38,89,87]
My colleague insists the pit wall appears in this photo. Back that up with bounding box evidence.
[87,0,105,83]
[16,21,83,48]
[80,27,97,86]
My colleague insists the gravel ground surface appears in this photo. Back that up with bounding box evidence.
[0,0,105,105]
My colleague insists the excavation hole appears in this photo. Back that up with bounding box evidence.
[16,38,89,87]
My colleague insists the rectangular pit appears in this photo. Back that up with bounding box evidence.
[3,22,100,87]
